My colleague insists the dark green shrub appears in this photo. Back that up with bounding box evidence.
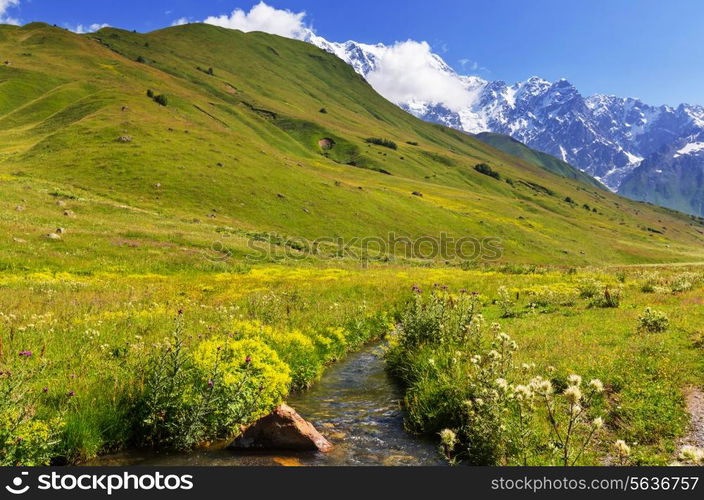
[154,94,168,107]
[474,163,501,180]
[365,137,398,150]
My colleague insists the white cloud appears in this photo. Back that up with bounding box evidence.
[67,23,110,34]
[202,1,309,39]
[172,17,189,26]
[366,41,474,112]
[0,0,20,25]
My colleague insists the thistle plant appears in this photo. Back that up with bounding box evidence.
[536,375,606,466]
[497,286,517,318]
[638,307,669,333]
[613,439,632,465]
[390,290,609,466]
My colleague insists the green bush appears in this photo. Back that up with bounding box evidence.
[153,94,168,107]
[589,286,622,308]
[365,137,398,150]
[638,307,669,333]
[577,278,602,299]
[0,361,64,465]
[134,320,290,451]
[388,290,608,466]
[474,163,501,180]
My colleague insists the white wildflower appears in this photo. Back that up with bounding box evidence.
[589,379,605,393]
[614,439,631,457]
[563,385,583,404]
[440,429,457,448]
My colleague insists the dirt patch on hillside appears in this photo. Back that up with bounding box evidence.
[318,138,335,150]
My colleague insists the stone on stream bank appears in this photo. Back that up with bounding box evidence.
[228,404,333,453]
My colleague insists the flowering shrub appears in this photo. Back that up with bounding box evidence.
[192,338,291,431]
[0,362,64,465]
[136,319,290,451]
[670,272,698,294]
[638,307,670,333]
[389,289,608,465]
[588,286,622,308]
[497,286,517,318]
[227,310,389,389]
[639,271,701,294]
[0,411,63,466]
[525,285,578,309]
[396,288,481,348]
[577,278,603,299]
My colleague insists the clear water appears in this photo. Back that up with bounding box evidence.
[90,343,444,466]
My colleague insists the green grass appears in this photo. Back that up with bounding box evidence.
[0,22,703,466]
[0,22,702,272]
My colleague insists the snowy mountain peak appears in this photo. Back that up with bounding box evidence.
[306,32,704,214]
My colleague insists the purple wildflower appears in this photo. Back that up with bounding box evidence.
[67,390,75,398]
[411,285,422,294]
[207,380,215,388]
[245,355,252,364]
[42,387,49,393]
[18,350,32,358]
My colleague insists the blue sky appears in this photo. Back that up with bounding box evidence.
[2,0,703,105]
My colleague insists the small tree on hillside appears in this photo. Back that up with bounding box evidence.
[154,94,168,107]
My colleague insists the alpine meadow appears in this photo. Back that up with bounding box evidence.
[1,21,704,467]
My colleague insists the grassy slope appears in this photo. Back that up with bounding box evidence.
[0,22,702,273]
[0,23,702,466]
[474,132,606,190]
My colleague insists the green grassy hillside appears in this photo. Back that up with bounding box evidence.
[1,22,704,466]
[475,132,606,190]
[0,22,703,272]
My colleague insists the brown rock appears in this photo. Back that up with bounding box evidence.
[229,404,333,453]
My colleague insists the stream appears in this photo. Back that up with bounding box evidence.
[91,343,444,466]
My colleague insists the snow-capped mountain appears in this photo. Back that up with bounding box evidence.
[306,35,704,216]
